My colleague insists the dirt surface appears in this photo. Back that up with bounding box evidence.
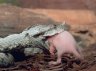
[19,0,96,24]
[0,43,96,71]
[0,4,56,37]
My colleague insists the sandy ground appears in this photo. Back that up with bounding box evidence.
[19,0,96,24]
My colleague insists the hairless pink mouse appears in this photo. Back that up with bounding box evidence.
[47,31,83,65]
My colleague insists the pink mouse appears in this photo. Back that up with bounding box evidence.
[47,31,83,65]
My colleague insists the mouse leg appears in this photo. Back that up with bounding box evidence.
[49,49,63,65]
[49,44,55,57]
[72,49,82,59]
